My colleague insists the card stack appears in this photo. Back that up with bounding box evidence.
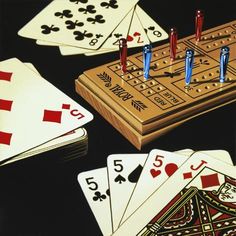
[78,149,236,235]
[0,58,93,166]
[18,1,168,56]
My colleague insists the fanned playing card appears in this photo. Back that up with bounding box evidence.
[112,152,236,236]
[107,153,148,231]
[78,167,112,236]
[58,6,135,55]
[35,5,168,56]
[135,5,168,43]
[0,58,93,161]
[18,0,139,50]
[107,149,233,231]
[120,149,234,225]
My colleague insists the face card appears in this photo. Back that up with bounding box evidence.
[199,150,233,165]
[120,149,234,225]
[113,152,236,236]
[78,167,112,236]
[135,5,168,43]
[0,58,93,161]
[18,0,139,50]
[176,149,233,165]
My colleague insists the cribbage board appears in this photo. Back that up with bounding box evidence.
[76,20,236,149]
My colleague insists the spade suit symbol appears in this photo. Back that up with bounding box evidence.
[114,174,126,184]
[128,164,143,183]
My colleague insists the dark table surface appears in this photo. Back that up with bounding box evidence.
[0,0,235,235]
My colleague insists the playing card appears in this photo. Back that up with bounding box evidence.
[107,150,193,231]
[119,150,189,225]
[0,58,93,161]
[36,6,134,55]
[107,153,147,231]
[188,150,233,165]
[120,149,233,225]
[112,152,236,235]
[58,7,150,56]
[108,149,233,231]
[135,5,168,43]
[24,62,41,75]
[18,0,139,50]
[84,10,150,55]
[78,167,112,236]
[2,128,87,166]
[58,7,135,55]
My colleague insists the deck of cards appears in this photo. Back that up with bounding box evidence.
[78,149,236,235]
[18,0,168,56]
[0,58,93,165]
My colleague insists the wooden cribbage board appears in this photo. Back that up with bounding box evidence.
[76,20,236,149]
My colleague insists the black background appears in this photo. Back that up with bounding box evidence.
[0,0,235,235]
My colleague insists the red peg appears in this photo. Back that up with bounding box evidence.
[119,38,127,74]
[170,28,177,61]
[195,10,204,41]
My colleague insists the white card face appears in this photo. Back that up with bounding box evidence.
[83,11,150,56]
[175,150,233,165]
[58,7,150,56]
[107,150,193,231]
[24,62,40,75]
[58,7,134,55]
[112,153,236,236]
[125,11,150,48]
[0,58,93,161]
[198,150,233,165]
[18,0,139,50]
[120,149,234,224]
[107,153,148,231]
[135,5,168,43]
[77,167,112,236]
[120,149,190,224]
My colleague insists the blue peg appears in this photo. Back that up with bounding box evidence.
[185,49,194,85]
[220,46,230,83]
[143,44,152,79]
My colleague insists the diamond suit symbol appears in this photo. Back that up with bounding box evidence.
[0,71,12,81]
[43,109,62,123]
[0,131,12,145]
[201,173,220,188]
[0,99,13,111]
